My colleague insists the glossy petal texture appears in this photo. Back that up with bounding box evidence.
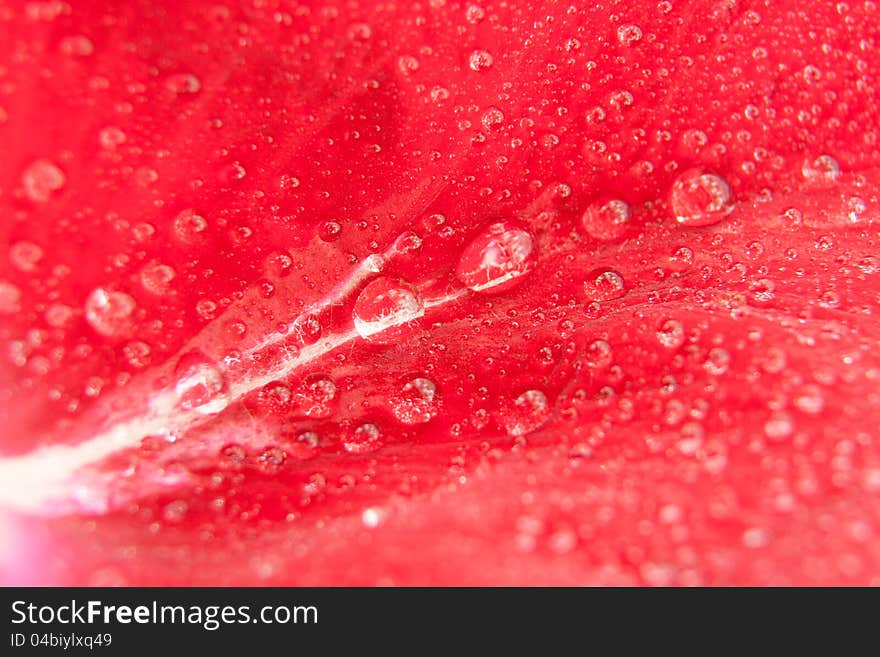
[1,0,879,584]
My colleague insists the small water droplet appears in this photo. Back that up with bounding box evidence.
[174,351,229,415]
[656,319,685,349]
[617,24,643,46]
[502,389,550,437]
[584,268,626,301]
[173,209,208,242]
[140,261,176,295]
[455,221,536,294]
[581,199,631,241]
[353,277,424,339]
[0,280,22,314]
[468,49,494,71]
[22,160,66,202]
[9,241,43,272]
[84,288,135,337]
[669,168,734,227]
[165,73,201,94]
[802,154,840,182]
[343,422,383,453]
[389,377,439,424]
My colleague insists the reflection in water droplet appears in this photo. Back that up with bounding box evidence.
[353,277,424,338]
[669,168,734,227]
[84,288,135,337]
[174,351,229,415]
[455,221,536,294]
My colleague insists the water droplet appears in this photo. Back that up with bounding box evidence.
[468,49,494,71]
[343,422,383,454]
[165,73,201,94]
[123,340,151,368]
[794,385,825,414]
[353,277,423,338]
[703,347,731,376]
[173,209,208,242]
[256,446,288,473]
[455,221,536,293]
[22,160,66,202]
[318,221,342,242]
[481,107,505,130]
[502,390,550,437]
[669,168,734,227]
[99,126,126,149]
[9,241,43,272]
[140,261,176,295]
[581,199,631,241]
[764,412,794,441]
[174,351,229,415]
[656,319,685,349]
[584,268,626,301]
[617,24,643,46]
[0,280,21,314]
[292,377,337,418]
[584,339,613,369]
[389,377,439,424]
[397,55,419,74]
[283,430,319,460]
[802,154,840,182]
[84,288,135,337]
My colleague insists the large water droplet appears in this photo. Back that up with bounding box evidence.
[353,277,424,338]
[84,288,135,337]
[656,319,685,349]
[22,160,66,202]
[581,199,631,241]
[174,351,229,415]
[468,49,494,71]
[455,221,536,294]
[669,168,734,227]
[140,261,176,295]
[389,377,439,424]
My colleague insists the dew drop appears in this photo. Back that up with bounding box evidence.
[502,390,550,437]
[584,268,626,301]
[581,199,631,241]
[292,377,337,418]
[389,377,439,425]
[174,351,229,415]
[669,168,734,227]
[140,261,176,295]
[656,319,685,349]
[353,277,424,339]
[9,241,43,272]
[165,73,201,94]
[764,412,794,441]
[343,422,383,454]
[802,154,840,182]
[84,288,135,337]
[173,209,208,242]
[617,24,643,45]
[455,221,536,294]
[468,49,494,71]
[0,280,21,314]
[22,160,66,202]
